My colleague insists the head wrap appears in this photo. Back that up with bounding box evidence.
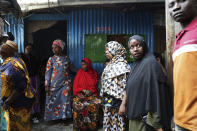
[105,41,126,60]
[1,40,18,57]
[52,39,65,50]
[82,58,93,71]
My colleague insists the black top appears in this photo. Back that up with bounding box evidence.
[20,53,39,77]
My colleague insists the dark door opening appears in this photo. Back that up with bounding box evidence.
[33,20,67,63]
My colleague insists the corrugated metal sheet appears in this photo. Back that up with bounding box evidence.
[68,9,154,74]
[4,14,24,53]
[26,9,154,75]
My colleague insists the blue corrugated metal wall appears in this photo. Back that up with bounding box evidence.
[26,9,154,74]
[4,14,24,53]
[68,9,154,74]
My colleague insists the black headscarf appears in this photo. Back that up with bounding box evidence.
[126,35,173,129]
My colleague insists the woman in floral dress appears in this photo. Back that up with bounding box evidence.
[44,39,77,121]
[73,58,100,131]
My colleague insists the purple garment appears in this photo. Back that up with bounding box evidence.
[30,76,41,114]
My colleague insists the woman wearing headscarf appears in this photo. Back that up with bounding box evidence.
[0,40,35,131]
[120,35,173,131]
[73,58,100,131]
[100,41,131,131]
[44,39,77,121]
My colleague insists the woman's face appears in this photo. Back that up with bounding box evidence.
[105,47,113,60]
[25,45,33,55]
[129,39,144,60]
[52,44,62,55]
[81,61,88,71]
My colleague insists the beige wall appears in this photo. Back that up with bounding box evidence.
[26,21,57,43]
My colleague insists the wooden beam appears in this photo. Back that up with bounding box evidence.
[18,0,164,12]
[0,17,4,36]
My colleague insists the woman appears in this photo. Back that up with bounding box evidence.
[20,43,40,123]
[120,35,173,131]
[73,58,100,130]
[0,40,35,131]
[100,41,131,131]
[44,39,77,121]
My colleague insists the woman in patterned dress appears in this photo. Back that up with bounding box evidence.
[0,40,35,131]
[44,39,77,121]
[100,41,130,131]
[73,58,100,131]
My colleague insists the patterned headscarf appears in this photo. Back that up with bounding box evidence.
[105,41,127,62]
[102,41,130,80]
[52,39,65,50]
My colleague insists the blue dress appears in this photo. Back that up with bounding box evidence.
[44,55,77,121]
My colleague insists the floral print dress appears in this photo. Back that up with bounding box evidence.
[73,90,100,131]
[44,55,76,121]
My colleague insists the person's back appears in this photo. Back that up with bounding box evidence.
[168,0,197,130]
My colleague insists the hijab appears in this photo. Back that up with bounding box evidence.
[102,41,130,80]
[126,35,173,129]
[73,58,98,96]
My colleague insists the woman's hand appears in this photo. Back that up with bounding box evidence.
[3,100,10,110]
[119,91,127,116]
[45,86,49,92]
[45,87,53,96]
[94,98,101,104]
[156,128,163,131]
[74,102,84,110]
[118,103,126,116]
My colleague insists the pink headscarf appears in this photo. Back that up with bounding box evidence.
[52,39,65,50]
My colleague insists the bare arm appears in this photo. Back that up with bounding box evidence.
[118,90,127,115]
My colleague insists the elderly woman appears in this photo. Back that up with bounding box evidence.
[120,35,173,131]
[44,39,77,121]
[100,41,130,131]
[0,40,35,131]
[73,58,100,131]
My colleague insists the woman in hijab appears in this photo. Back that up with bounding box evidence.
[120,35,173,131]
[73,58,100,130]
[0,40,35,131]
[101,41,131,131]
[44,39,77,121]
